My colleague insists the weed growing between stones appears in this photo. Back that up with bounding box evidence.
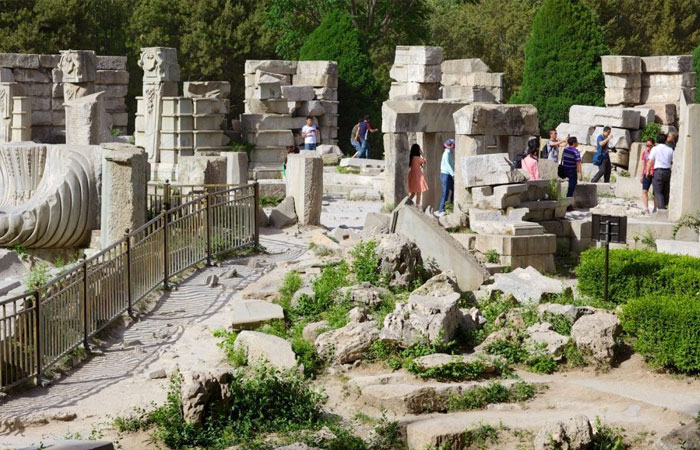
[351,240,381,284]
[484,249,500,264]
[447,381,537,411]
[211,329,246,367]
[592,417,628,450]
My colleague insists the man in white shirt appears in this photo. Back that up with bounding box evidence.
[301,116,319,151]
[647,133,674,209]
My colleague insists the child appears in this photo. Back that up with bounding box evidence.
[435,139,455,217]
[522,138,540,180]
[407,143,428,205]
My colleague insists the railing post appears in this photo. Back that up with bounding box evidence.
[163,209,170,290]
[164,180,171,211]
[253,181,259,248]
[205,194,212,266]
[34,289,41,386]
[125,228,133,318]
[81,255,89,351]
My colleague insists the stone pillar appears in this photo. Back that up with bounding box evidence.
[285,152,322,225]
[64,92,110,145]
[58,50,97,101]
[669,95,700,220]
[383,132,411,207]
[454,135,487,212]
[101,144,149,248]
[137,47,180,163]
[0,81,15,143]
[226,152,249,185]
[10,97,31,142]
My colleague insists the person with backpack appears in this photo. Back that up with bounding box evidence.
[522,138,540,180]
[561,136,583,199]
[356,115,377,158]
[544,129,567,162]
[350,118,363,158]
[591,126,613,183]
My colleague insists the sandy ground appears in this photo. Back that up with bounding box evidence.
[0,198,697,449]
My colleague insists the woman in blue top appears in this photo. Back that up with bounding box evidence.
[561,136,583,199]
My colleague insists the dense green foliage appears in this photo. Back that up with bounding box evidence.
[641,122,662,143]
[577,248,700,303]
[429,0,541,98]
[621,295,700,372]
[299,11,380,155]
[694,43,700,103]
[513,0,609,133]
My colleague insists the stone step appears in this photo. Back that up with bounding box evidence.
[350,372,523,415]
[231,299,284,329]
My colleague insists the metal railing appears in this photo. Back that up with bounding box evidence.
[0,182,259,391]
[147,181,236,217]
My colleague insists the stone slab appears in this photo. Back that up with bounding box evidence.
[601,55,641,74]
[556,123,595,146]
[569,105,640,128]
[641,55,693,73]
[458,153,527,188]
[231,300,284,328]
[441,58,491,74]
[453,103,538,136]
[488,266,564,304]
[393,205,489,291]
[656,240,700,258]
[234,330,296,370]
[394,46,443,65]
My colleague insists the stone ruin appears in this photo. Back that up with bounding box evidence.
[382,46,533,211]
[556,55,694,170]
[0,51,129,143]
[241,60,339,180]
[134,47,232,182]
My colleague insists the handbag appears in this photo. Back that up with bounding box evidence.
[593,150,603,166]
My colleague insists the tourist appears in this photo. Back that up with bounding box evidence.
[282,145,299,179]
[545,129,567,162]
[522,138,540,180]
[640,138,657,214]
[350,118,363,157]
[407,143,428,205]
[435,139,455,217]
[667,131,677,149]
[301,116,319,151]
[591,126,612,183]
[562,136,582,199]
[357,115,378,158]
[647,133,674,210]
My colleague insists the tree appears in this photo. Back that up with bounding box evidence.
[583,0,700,55]
[428,0,541,99]
[512,0,609,134]
[299,10,379,155]
[693,42,700,103]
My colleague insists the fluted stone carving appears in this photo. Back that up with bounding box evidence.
[0,142,99,248]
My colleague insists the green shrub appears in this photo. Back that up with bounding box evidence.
[279,271,303,310]
[150,367,326,449]
[312,262,350,308]
[212,329,246,367]
[640,122,662,143]
[527,354,557,374]
[351,241,380,284]
[484,249,500,264]
[621,295,700,372]
[591,417,628,450]
[577,248,700,303]
[448,381,536,411]
[485,339,529,364]
[511,0,609,132]
[407,358,494,381]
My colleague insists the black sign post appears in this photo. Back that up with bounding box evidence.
[591,214,627,303]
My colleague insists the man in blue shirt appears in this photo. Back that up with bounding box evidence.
[591,126,612,183]
[356,115,377,158]
[435,139,455,217]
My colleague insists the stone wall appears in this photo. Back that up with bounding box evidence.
[241,60,339,180]
[0,52,128,142]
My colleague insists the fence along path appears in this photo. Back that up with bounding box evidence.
[0,183,259,391]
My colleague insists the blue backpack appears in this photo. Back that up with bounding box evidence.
[593,149,603,166]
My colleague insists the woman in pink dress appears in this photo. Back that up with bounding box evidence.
[407,144,428,205]
[522,138,540,180]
